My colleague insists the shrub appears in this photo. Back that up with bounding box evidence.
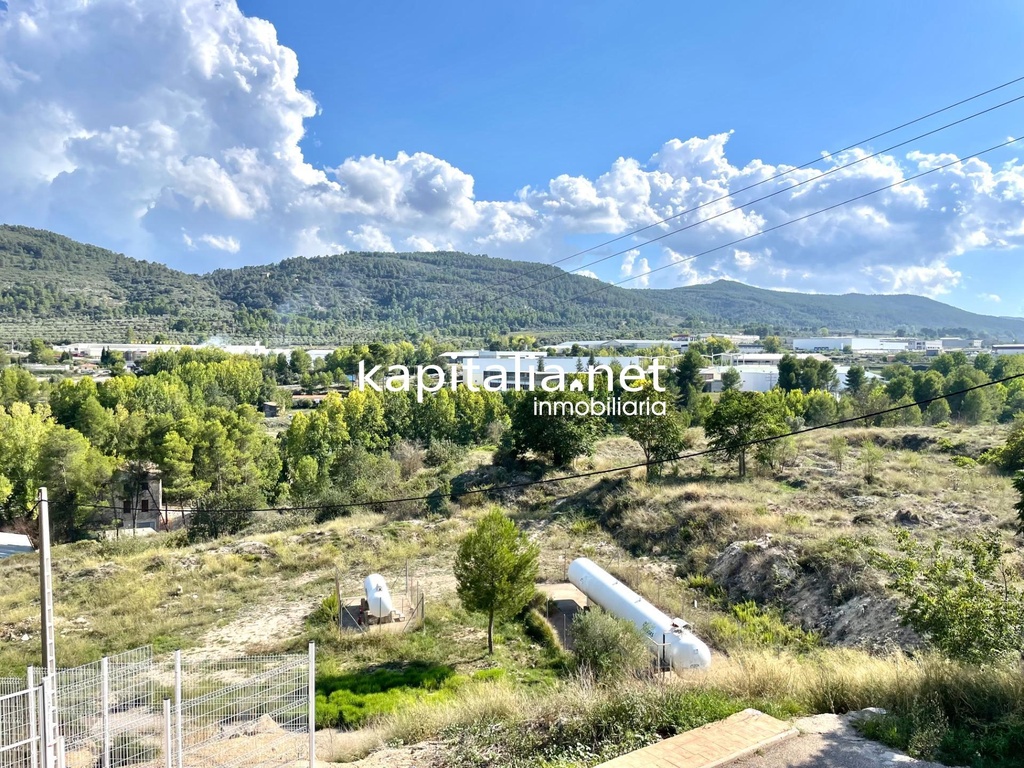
[570,608,650,681]
[523,608,563,655]
[874,530,1024,663]
[391,440,426,478]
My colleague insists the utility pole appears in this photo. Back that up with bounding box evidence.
[38,487,56,676]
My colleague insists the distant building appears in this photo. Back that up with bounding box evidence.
[0,532,34,560]
[111,463,163,531]
[547,339,688,353]
[702,364,879,393]
[939,338,982,350]
[792,337,908,353]
[993,344,1024,356]
[262,401,280,417]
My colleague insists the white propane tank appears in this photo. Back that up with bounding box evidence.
[568,557,711,672]
[363,574,395,619]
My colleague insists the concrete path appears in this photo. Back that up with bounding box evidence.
[596,709,797,768]
[725,711,959,768]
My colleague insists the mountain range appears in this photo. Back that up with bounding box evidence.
[1,225,1021,345]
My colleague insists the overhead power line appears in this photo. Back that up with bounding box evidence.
[484,92,1024,302]
[567,133,1024,300]
[476,73,1024,297]
[76,372,1024,517]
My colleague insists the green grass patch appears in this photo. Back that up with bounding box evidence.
[316,661,462,729]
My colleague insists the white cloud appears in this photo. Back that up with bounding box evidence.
[577,270,601,280]
[978,292,1002,303]
[198,234,241,254]
[1,0,1024,303]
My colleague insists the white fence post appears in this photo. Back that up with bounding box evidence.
[174,650,183,768]
[163,699,172,768]
[55,737,66,768]
[38,675,56,768]
[307,642,316,767]
[101,656,110,768]
[26,667,38,768]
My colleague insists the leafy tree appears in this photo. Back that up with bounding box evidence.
[924,397,951,425]
[620,383,691,479]
[845,365,867,394]
[761,336,782,354]
[876,530,1024,663]
[859,442,885,482]
[777,354,801,392]
[720,367,741,392]
[506,389,599,466]
[803,390,837,427]
[27,338,56,365]
[454,509,539,654]
[674,349,706,409]
[828,434,848,471]
[704,390,785,478]
[290,348,312,377]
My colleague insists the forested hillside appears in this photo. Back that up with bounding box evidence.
[2,225,1022,343]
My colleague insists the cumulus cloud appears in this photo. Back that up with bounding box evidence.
[978,293,1002,303]
[2,0,1024,302]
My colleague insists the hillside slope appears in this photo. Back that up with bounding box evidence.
[1,225,1021,343]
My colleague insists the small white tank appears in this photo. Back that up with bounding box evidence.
[363,574,395,619]
[568,557,711,672]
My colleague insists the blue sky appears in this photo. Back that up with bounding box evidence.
[2,0,1024,317]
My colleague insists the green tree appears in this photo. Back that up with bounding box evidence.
[454,509,539,654]
[777,354,801,392]
[761,336,782,354]
[704,390,785,478]
[828,434,848,471]
[860,442,885,482]
[620,383,691,479]
[507,389,599,466]
[845,365,867,394]
[27,338,56,365]
[721,367,741,392]
[290,348,312,377]
[674,349,706,409]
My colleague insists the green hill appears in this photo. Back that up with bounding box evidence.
[1,225,1021,343]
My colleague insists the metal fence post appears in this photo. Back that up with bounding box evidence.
[38,675,56,768]
[26,666,38,768]
[308,643,316,767]
[163,699,172,768]
[174,651,183,768]
[101,657,110,768]
[56,736,66,768]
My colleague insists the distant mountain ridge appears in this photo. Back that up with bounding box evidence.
[0,225,1021,344]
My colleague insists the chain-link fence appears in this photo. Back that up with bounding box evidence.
[0,645,315,768]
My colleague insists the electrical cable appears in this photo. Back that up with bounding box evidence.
[465,73,1024,298]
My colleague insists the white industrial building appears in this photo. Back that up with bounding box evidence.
[993,344,1024,356]
[548,339,688,352]
[792,337,908,353]
[702,364,880,393]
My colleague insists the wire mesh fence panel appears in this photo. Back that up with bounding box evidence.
[0,688,38,768]
[53,645,155,761]
[0,676,27,697]
[104,706,169,768]
[173,654,309,768]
